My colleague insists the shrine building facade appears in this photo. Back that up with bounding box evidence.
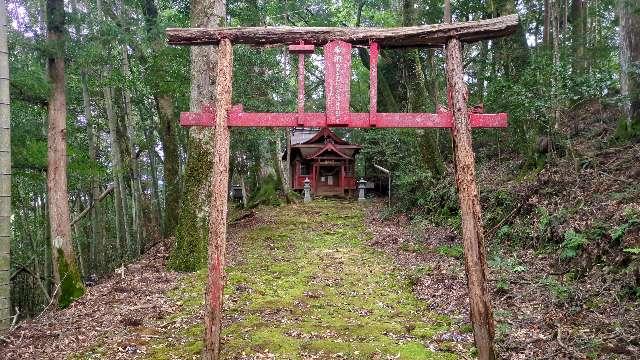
[287,127,361,196]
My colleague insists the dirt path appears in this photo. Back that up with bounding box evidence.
[0,200,460,360]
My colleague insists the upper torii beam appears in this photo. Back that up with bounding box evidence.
[167,14,519,360]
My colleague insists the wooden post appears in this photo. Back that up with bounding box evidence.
[445,37,496,359]
[203,38,233,360]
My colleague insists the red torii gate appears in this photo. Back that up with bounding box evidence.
[167,14,518,360]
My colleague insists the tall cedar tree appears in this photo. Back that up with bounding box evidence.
[46,0,85,308]
[619,0,640,132]
[139,0,181,237]
[169,0,225,272]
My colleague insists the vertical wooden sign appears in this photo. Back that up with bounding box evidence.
[324,40,352,126]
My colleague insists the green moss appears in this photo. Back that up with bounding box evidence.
[247,174,282,209]
[168,139,212,272]
[56,248,85,309]
[435,244,464,259]
[143,200,454,359]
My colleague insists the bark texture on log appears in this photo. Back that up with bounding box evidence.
[445,38,496,360]
[167,14,518,47]
[203,38,232,360]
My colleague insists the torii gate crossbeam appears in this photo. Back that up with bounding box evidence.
[168,14,519,360]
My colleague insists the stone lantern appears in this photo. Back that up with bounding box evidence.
[303,177,312,203]
[357,178,367,202]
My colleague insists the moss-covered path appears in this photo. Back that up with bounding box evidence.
[149,200,456,359]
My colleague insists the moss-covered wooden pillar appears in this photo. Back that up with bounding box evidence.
[0,0,11,331]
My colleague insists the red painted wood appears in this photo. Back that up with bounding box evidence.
[180,109,508,128]
[369,41,379,127]
[297,53,305,117]
[469,113,507,128]
[179,42,509,131]
[324,40,352,126]
[288,43,315,54]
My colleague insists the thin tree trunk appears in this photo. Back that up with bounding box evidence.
[145,128,163,233]
[119,40,144,258]
[0,0,11,330]
[270,130,291,202]
[571,0,586,74]
[428,49,439,110]
[80,70,102,274]
[619,0,640,128]
[46,0,85,308]
[157,96,180,236]
[103,86,125,258]
[203,38,232,360]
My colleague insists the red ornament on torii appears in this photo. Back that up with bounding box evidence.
[180,39,507,130]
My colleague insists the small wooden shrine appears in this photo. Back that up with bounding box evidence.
[287,127,361,196]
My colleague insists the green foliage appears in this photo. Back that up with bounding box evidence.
[611,211,640,242]
[407,265,433,287]
[614,117,640,141]
[495,277,510,293]
[246,174,282,209]
[435,244,464,259]
[560,230,588,259]
[540,276,573,303]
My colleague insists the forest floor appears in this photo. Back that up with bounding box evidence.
[0,200,466,360]
[1,194,638,359]
[1,153,638,360]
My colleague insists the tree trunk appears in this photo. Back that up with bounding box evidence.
[619,0,640,129]
[170,0,225,272]
[0,0,11,331]
[145,128,163,233]
[270,130,291,202]
[157,96,180,236]
[446,38,496,359]
[543,0,551,46]
[552,0,561,129]
[46,0,85,309]
[80,70,102,274]
[103,86,125,258]
[139,0,181,238]
[403,0,444,176]
[203,38,232,360]
[119,45,144,258]
[571,0,586,74]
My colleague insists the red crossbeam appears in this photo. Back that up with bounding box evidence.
[180,106,507,128]
[180,40,508,130]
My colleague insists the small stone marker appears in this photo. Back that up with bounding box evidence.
[303,178,312,203]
